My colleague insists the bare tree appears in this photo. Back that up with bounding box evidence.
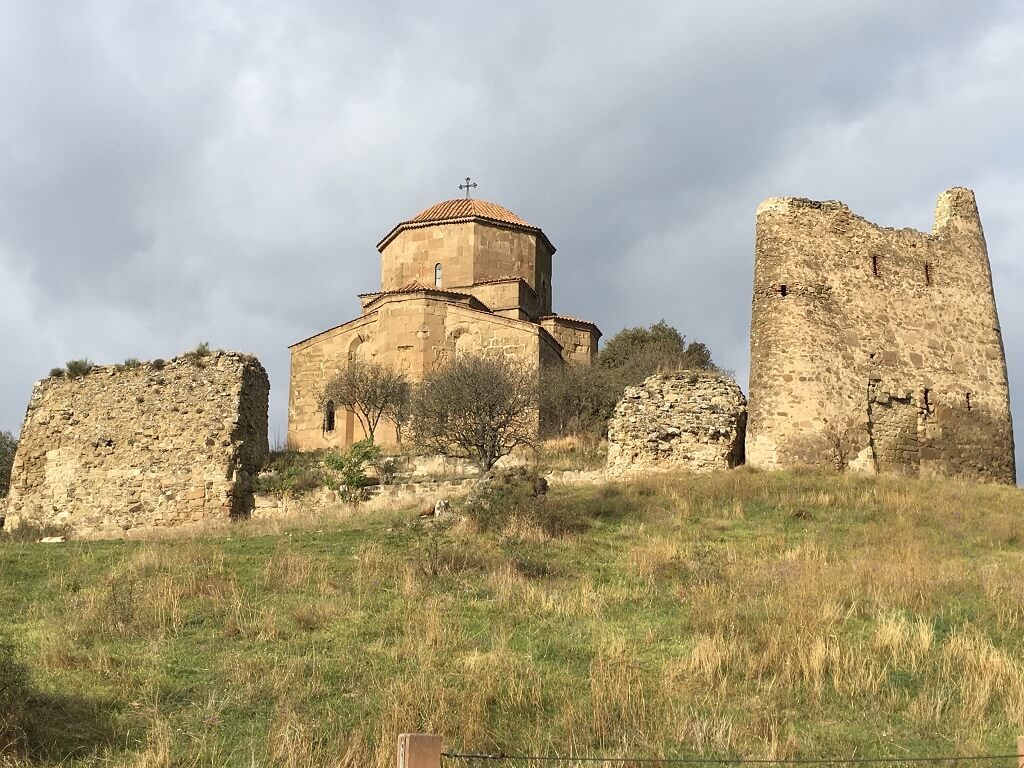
[411,354,538,472]
[322,360,410,443]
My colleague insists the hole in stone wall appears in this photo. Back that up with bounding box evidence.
[779,284,788,297]
[922,388,933,418]
[324,400,336,433]
[965,392,972,411]
[924,263,932,286]
[871,255,879,277]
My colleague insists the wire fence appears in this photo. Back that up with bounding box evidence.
[442,750,1022,768]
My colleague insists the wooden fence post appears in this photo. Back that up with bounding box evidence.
[398,734,442,768]
[1017,736,1023,768]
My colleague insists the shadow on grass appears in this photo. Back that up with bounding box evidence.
[11,691,136,764]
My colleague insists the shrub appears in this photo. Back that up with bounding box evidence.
[150,359,166,370]
[122,357,142,369]
[254,450,330,496]
[181,342,213,365]
[48,367,65,378]
[324,439,382,501]
[462,467,585,536]
[0,431,16,497]
[64,359,94,378]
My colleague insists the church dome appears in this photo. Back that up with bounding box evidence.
[408,198,533,228]
[377,197,553,252]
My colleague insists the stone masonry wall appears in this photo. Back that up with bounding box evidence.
[4,352,269,538]
[381,222,552,314]
[607,371,747,477]
[747,188,1015,483]
[540,317,599,365]
[288,295,559,451]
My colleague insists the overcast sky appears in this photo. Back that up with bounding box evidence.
[2,1,1023,460]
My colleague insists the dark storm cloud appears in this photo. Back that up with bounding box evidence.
[2,0,1023,462]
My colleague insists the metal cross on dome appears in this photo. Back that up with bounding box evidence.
[459,177,478,199]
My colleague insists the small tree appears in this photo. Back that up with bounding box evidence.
[412,354,538,472]
[539,364,620,438]
[599,321,715,380]
[322,360,410,443]
[0,431,16,497]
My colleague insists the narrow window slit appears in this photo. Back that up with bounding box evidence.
[922,388,933,417]
[965,392,972,411]
[871,255,879,277]
[924,263,932,286]
[779,284,788,297]
[324,400,336,433]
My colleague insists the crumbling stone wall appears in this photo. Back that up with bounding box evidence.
[4,352,269,537]
[607,371,747,476]
[747,187,1015,483]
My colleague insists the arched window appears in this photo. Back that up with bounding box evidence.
[434,263,442,287]
[324,400,336,433]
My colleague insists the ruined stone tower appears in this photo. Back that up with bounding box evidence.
[746,187,1015,483]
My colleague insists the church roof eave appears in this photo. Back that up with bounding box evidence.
[376,217,556,254]
[376,198,556,253]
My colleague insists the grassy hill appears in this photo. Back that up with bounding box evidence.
[1,469,1023,767]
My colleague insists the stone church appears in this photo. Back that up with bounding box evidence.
[288,194,601,450]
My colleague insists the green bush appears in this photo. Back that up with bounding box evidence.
[64,359,94,379]
[0,430,16,497]
[48,367,65,378]
[254,450,331,496]
[256,442,384,500]
[150,359,166,370]
[325,439,382,501]
[0,632,32,753]
[121,358,142,369]
[462,467,586,536]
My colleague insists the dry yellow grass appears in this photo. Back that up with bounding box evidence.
[1,469,1023,766]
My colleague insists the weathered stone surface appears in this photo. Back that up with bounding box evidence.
[747,187,1015,483]
[607,371,747,476]
[4,352,269,538]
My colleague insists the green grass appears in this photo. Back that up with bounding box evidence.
[1,469,1024,766]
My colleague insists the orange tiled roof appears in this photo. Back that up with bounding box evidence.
[377,198,555,253]
[408,198,532,228]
